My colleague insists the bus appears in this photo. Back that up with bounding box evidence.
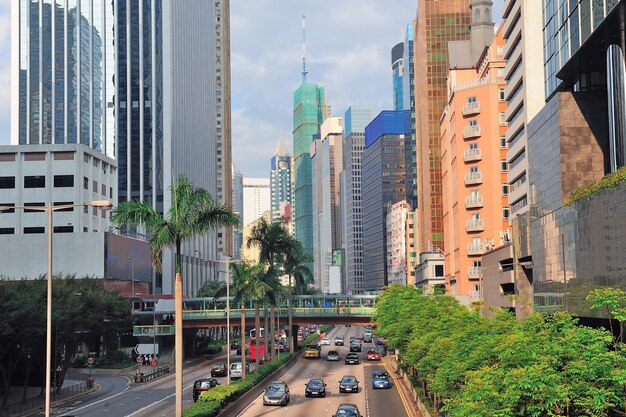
[250,328,265,339]
[249,337,266,361]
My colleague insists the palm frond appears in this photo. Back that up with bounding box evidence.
[111,200,163,229]
[148,221,176,272]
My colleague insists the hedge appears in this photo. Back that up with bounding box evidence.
[566,166,626,205]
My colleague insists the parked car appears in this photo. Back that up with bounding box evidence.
[372,372,391,389]
[210,363,227,377]
[332,403,362,417]
[326,350,340,361]
[192,378,219,402]
[229,362,250,380]
[338,375,359,393]
[263,381,290,406]
[345,353,360,365]
[366,349,380,361]
[304,378,327,397]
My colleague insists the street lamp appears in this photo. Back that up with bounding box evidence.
[128,257,135,302]
[0,199,112,417]
[209,255,240,385]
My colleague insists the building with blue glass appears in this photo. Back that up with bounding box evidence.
[270,140,292,224]
[391,42,404,111]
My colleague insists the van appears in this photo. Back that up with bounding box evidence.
[230,362,250,380]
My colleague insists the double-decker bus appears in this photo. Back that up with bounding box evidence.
[250,327,265,338]
[249,337,266,361]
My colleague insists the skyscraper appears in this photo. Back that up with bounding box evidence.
[340,106,374,295]
[292,83,327,265]
[12,0,232,295]
[242,177,271,228]
[270,140,292,223]
[402,23,417,210]
[414,0,472,254]
[232,165,243,260]
[391,42,404,111]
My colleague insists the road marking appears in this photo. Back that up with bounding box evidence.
[124,382,196,417]
[63,384,133,413]
[383,359,412,417]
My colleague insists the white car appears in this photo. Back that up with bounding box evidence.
[320,337,331,346]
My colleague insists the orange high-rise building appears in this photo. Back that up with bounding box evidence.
[414,0,472,254]
[440,22,509,304]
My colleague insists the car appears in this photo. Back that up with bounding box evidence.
[230,341,241,351]
[332,403,362,417]
[320,337,331,346]
[304,378,327,397]
[345,323,352,327]
[363,334,373,343]
[192,378,219,402]
[349,342,361,352]
[357,334,364,341]
[349,336,358,343]
[345,353,360,365]
[367,349,380,361]
[372,370,389,379]
[236,346,250,356]
[372,373,391,389]
[263,381,290,406]
[326,350,340,361]
[210,363,227,377]
[338,375,359,393]
[334,335,345,346]
[305,344,321,358]
[229,362,250,380]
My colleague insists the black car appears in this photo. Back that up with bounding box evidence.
[349,342,361,352]
[230,341,241,351]
[263,381,290,406]
[236,346,250,356]
[333,403,362,417]
[338,375,359,393]
[304,378,327,397]
[344,353,360,365]
[210,363,227,377]
[345,324,352,327]
[192,378,219,402]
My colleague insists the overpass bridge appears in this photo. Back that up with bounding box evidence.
[132,294,377,337]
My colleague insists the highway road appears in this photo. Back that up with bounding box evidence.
[235,325,411,417]
[47,350,253,417]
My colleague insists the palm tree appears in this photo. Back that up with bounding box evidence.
[282,239,313,352]
[230,261,268,378]
[111,176,239,417]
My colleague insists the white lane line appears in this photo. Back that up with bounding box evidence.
[124,382,195,417]
[64,384,133,413]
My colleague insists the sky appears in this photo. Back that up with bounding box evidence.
[0,0,504,178]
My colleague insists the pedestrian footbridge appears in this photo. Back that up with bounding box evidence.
[132,294,377,336]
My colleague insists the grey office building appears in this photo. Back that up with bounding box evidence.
[11,0,231,295]
[361,111,410,292]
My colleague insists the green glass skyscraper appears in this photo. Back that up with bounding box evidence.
[293,83,327,264]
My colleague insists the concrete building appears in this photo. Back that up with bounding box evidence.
[311,117,343,292]
[440,6,510,306]
[362,111,410,292]
[340,106,374,294]
[386,200,410,286]
[414,251,446,293]
[392,42,404,111]
[402,23,417,211]
[231,165,243,260]
[11,0,233,295]
[292,83,327,267]
[242,177,270,228]
[414,0,472,255]
[270,140,292,224]
[241,210,270,264]
[481,243,516,315]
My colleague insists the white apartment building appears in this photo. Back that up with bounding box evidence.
[242,177,270,228]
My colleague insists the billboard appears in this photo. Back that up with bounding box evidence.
[332,249,343,267]
[104,233,152,283]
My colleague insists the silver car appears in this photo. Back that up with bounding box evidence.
[326,350,340,361]
[263,381,290,406]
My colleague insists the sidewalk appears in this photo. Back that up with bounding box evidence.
[383,353,430,417]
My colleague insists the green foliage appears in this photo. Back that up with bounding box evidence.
[566,167,626,205]
[197,280,227,299]
[375,285,626,417]
[183,353,293,417]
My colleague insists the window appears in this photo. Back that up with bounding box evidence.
[24,203,45,212]
[502,184,509,196]
[83,177,89,190]
[434,265,444,277]
[470,166,479,173]
[24,227,45,234]
[501,159,508,172]
[469,143,478,150]
[0,203,15,213]
[54,202,74,212]
[53,226,74,233]
[93,180,98,193]
[503,207,511,220]
[469,119,478,126]
[468,96,477,103]
[54,175,74,188]
[499,88,505,101]
[473,260,482,268]
[501,283,515,295]
[500,135,507,148]
[0,177,15,189]
[101,184,106,195]
[24,176,45,188]
[499,112,507,125]
[0,228,14,234]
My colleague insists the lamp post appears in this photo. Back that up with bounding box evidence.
[128,258,135,302]
[0,199,112,417]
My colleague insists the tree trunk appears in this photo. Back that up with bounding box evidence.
[22,350,31,402]
[270,307,276,359]
[241,305,246,381]
[174,271,184,417]
[264,306,270,362]
[288,275,294,353]
[255,304,261,370]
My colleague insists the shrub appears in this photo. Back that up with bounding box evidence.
[566,166,626,205]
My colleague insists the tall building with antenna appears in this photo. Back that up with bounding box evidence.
[293,15,327,272]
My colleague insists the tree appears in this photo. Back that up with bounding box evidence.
[112,176,239,417]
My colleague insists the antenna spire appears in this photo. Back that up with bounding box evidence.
[301,15,308,84]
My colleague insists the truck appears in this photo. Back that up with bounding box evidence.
[304,344,321,359]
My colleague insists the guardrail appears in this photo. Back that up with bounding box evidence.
[134,365,170,383]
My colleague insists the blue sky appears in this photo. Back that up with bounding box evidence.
[0,0,504,178]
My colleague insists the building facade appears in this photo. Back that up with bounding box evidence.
[242,177,270,228]
[414,0,472,255]
[292,83,327,266]
[270,140,292,223]
[340,106,374,294]
[362,111,410,292]
[392,42,404,111]
[311,117,343,292]
[386,200,410,286]
[231,165,243,260]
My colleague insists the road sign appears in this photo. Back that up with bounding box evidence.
[87,357,95,365]
[134,343,159,355]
